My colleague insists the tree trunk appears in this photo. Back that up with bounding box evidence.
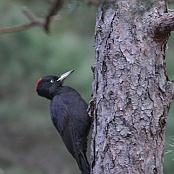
[91,1,174,174]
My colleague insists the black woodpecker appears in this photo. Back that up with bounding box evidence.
[36,70,92,174]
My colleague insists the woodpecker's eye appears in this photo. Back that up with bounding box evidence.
[50,79,54,83]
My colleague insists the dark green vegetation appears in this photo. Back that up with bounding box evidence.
[0,1,174,174]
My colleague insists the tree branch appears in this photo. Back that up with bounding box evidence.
[154,11,174,42]
[0,5,61,34]
[44,0,64,33]
[165,0,168,13]
[0,7,42,33]
[158,12,174,31]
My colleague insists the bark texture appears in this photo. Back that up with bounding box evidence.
[91,1,174,174]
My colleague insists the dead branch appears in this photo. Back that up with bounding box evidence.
[44,0,64,33]
[154,11,174,42]
[0,7,42,33]
[0,5,61,34]
[165,0,168,13]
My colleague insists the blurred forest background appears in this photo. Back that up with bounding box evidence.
[0,1,174,174]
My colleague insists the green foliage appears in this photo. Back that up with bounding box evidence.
[164,32,174,173]
[0,1,95,173]
[0,1,174,174]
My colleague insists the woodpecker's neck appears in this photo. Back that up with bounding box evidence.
[48,86,66,100]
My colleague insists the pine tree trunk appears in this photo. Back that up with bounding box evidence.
[91,1,174,174]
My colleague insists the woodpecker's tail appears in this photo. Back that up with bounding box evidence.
[78,151,90,174]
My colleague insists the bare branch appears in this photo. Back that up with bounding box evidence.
[165,0,168,13]
[0,6,61,34]
[160,12,174,31]
[154,11,174,42]
[22,7,41,23]
[44,0,64,33]
[0,8,42,33]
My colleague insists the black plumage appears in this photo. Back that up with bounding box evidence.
[36,70,91,174]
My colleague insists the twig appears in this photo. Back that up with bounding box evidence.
[0,6,61,34]
[165,0,168,13]
[44,0,64,33]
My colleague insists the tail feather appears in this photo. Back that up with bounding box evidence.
[79,151,90,174]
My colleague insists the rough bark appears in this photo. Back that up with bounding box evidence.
[91,1,174,174]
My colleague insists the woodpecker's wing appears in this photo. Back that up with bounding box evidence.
[50,95,76,158]
[50,92,90,174]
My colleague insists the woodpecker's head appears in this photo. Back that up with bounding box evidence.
[36,70,74,100]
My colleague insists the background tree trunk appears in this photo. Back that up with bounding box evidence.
[91,1,174,173]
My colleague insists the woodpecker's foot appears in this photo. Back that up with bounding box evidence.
[87,97,96,117]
